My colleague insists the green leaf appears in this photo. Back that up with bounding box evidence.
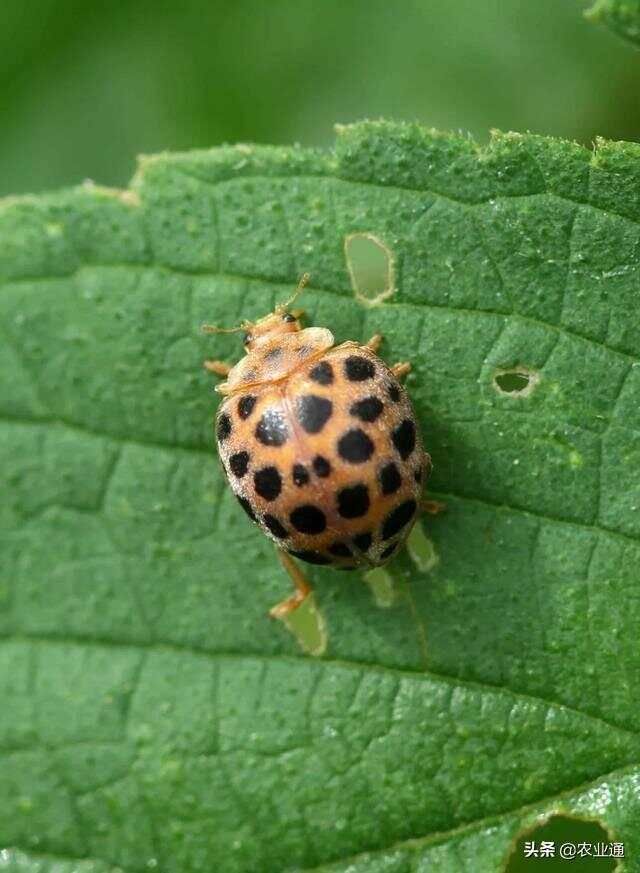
[587,0,640,48]
[2,121,640,871]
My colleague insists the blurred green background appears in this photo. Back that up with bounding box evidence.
[2,0,640,198]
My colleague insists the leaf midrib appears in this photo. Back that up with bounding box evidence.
[2,633,637,739]
[3,134,640,870]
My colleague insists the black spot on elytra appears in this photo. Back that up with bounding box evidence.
[237,395,257,420]
[255,407,289,446]
[380,542,400,561]
[296,394,333,434]
[264,347,282,361]
[388,383,401,402]
[289,549,331,565]
[290,504,327,534]
[253,466,282,501]
[337,484,370,519]
[382,499,417,540]
[414,466,423,483]
[236,495,257,522]
[345,355,375,381]
[392,419,416,460]
[229,451,249,478]
[353,532,372,552]
[350,396,384,423]
[380,461,402,495]
[217,413,232,442]
[292,464,309,486]
[263,514,288,539]
[329,542,352,557]
[309,360,334,385]
[338,428,374,463]
[313,455,331,477]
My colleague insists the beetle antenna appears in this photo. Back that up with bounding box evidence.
[275,272,310,314]
[201,321,251,335]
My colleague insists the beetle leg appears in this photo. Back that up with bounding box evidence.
[204,359,232,377]
[391,361,411,380]
[419,453,444,513]
[364,333,383,353]
[270,551,313,618]
[421,498,446,515]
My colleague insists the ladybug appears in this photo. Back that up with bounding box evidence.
[203,275,442,618]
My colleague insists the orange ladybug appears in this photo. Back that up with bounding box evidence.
[203,275,442,618]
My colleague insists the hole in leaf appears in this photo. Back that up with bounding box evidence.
[275,592,327,656]
[363,567,397,607]
[345,232,395,305]
[406,522,439,573]
[494,367,539,397]
[496,371,530,392]
[504,814,619,872]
